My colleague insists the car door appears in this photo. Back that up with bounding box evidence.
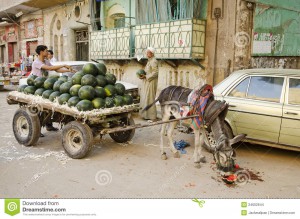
[279,77,300,147]
[224,75,284,143]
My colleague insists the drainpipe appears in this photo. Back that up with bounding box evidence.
[213,8,221,85]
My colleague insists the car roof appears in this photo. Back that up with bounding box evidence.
[229,68,300,76]
[116,80,138,89]
[214,68,300,95]
[51,61,93,66]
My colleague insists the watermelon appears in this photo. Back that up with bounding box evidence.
[94,86,106,98]
[49,75,59,79]
[24,86,36,95]
[114,95,124,107]
[44,78,57,90]
[81,74,97,87]
[76,100,94,111]
[34,77,47,88]
[18,85,28,92]
[92,98,105,109]
[95,75,107,87]
[34,88,46,96]
[95,63,107,75]
[105,97,114,108]
[136,69,146,79]
[27,75,37,86]
[82,63,99,76]
[105,73,117,85]
[72,72,84,85]
[104,84,117,97]
[58,93,71,105]
[78,85,95,100]
[49,91,61,102]
[42,90,54,99]
[58,75,68,83]
[59,82,72,94]
[53,80,64,91]
[114,83,126,95]
[123,94,134,105]
[69,84,82,96]
[67,96,81,107]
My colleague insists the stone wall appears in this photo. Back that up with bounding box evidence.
[43,0,90,61]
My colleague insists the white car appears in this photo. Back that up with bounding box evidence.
[19,61,140,103]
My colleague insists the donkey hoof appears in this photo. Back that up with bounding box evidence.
[200,156,207,163]
[173,151,180,158]
[161,153,167,160]
[194,162,201,169]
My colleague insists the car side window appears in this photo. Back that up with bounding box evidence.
[228,77,250,98]
[247,76,284,103]
[288,78,300,105]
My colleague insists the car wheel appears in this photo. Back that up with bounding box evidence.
[202,123,233,153]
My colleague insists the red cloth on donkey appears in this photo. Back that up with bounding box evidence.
[188,84,213,130]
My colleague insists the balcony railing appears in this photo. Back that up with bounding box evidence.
[90,19,206,60]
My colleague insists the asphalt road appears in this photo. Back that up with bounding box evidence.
[1,86,300,198]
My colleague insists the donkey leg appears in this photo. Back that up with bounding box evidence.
[160,112,169,160]
[193,129,201,168]
[199,128,206,163]
[167,121,180,158]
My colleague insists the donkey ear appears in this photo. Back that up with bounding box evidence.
[229,134,246,146]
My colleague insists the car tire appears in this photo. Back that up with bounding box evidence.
[202,123,233,153]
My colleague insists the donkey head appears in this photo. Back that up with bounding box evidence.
[214,133,246,172]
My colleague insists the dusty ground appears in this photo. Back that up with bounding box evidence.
[1,85,300,198]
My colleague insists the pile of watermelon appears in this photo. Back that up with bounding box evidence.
[17,63,134,111]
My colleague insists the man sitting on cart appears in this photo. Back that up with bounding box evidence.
[31,45,73,136]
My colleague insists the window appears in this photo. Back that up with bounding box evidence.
[114,17,125,28]
[228,77,250,98]
[90,0,102,30]
[136,0,204,24]
[288,78,300,105]
[247,76,284,103]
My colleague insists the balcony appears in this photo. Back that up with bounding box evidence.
[90,19,206,61]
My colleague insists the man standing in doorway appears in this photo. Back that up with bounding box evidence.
[31,45,72,136]
[140,47,159,121]
[47,50,57,63]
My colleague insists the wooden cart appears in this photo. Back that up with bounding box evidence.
[7,91,139,159]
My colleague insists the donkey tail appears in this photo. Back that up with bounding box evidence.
[142,96,160,112]
[142,89,165,112]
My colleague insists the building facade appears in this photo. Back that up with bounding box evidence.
[1,0,300,93]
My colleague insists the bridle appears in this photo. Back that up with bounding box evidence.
[214,134,235,172]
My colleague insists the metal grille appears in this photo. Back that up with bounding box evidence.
[90,19,205,60]
[90,27,131,60]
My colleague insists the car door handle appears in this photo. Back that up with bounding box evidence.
[284,111,298,115]
[229,105,236,107]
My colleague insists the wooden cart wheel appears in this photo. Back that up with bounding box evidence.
[109,117,135,143]
[62,121,93,159]
[13,108,41,146]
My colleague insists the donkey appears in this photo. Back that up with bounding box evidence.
[143,85,245,169]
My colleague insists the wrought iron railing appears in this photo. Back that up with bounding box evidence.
[90,19,206,60]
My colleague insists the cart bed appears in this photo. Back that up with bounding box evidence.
[7,91,139,122]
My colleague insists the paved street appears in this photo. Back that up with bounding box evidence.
[1,86,300,199]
